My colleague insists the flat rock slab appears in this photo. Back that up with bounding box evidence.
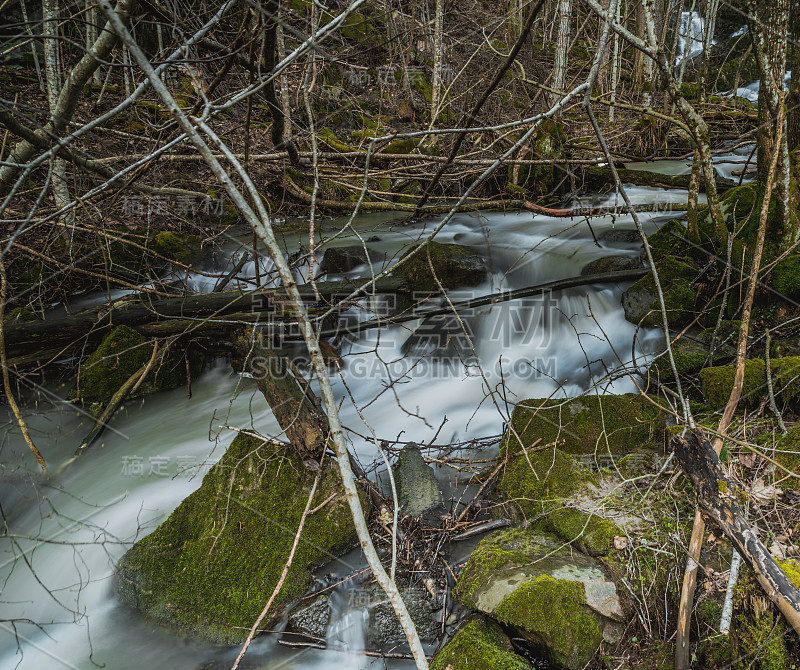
[393,445,442,517]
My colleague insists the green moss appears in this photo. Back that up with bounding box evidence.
[622,255,699,328]
[430,615,531,670]
[501,394,667,457]
[395,241,485,294]
[317,127,352,152]
[775,558,800,587]
[699,357,800,409]
[494,575,602,668]
[4,307,36,322]
[495,447,594,519]
[732,610,788,670]
[647,219,698,260]
[152,232,203,265]
[538,508,621,556]
[771,255,800,299]
[76,325,199,404]
[772,428,800,490]
[651,337,709,378]
[117,432,362,643]
[510,120,567,196]
[382,138,417,154]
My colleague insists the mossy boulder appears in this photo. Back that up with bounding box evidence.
[117,432,362,644]
[511,120,567,196]
[771,254,800,300]
[501,394,667,458]
[651,336,710,378]
[771,426,800,490]
[392,445,442,517]
[454,528,624,669]
[535,508,622,556]
[430,615,531,670]
[621,256,699,328]
[152,231,203,265]
[494,445,594,520]
[395,241,486,294]
[76,325,200,404]
[698,357,800,409]
[320,244,374,274]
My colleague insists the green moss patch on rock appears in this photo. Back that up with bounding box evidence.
[501,394,667,458]
[395,241,486,294]
[430,615,531,670]
[454,528,624,670]
[495,446,593,520]
[152,231,203,265]
[75,325,201,404]
[622,255,699,328]
[771,254,800,300]
[699,357,800,409]
[536,508,621,556]
[651,336,710,378]
[117,432,362,644]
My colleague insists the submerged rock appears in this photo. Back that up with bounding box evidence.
[431,615,531,670]
[285,594,331,640]
[454,528,624,669]
[363,579,437,647]
[597,228,641,245]
[580,253,644,276]
[117,432,363,644]
[393,445,442,517]
[394,241,486,294]
[321,245,379,274]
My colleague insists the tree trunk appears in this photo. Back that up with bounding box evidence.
[552,0,573,109]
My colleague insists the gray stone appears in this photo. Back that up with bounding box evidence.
[363,580,436,647]
[393,445,442,517]
[285,594,331,640]
[580,253,644,276]
[597,228,641,245]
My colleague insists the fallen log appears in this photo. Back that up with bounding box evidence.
[581,165,737,193]
[4,276,407,359]
[672,430,800,635]
[523,200,692,218]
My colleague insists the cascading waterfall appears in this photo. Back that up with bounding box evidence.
[676,10,706,66]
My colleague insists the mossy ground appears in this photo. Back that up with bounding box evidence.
[430,615,531,670]
[117,432,362,643]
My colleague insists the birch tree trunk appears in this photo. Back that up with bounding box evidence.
[430,0,444,122]
[552,0,572,109]
[42,0,73,229]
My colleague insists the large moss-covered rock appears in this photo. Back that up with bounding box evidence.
[430,615,531,670]
[698,357,800,409]
[495,445,593,520]
[152,231,203,265]
[76,325,200,404]
[622,256,698,328]
[771,254,800,300]
[454,528,624,669]
[650,336,710,378]
[117,432,362,644]
[501,394,667,457]
[395,241,486,294]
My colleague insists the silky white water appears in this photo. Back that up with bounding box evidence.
[0,171,722,669]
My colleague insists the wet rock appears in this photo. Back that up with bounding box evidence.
[117,432,364,644]
[363,579,437,647]
[431,615,531,670]
[597,228,641,245]
[285,594,331,640]
[621,256,698,328]
[580,253,644,276]
[395,241,486,294]
[454,528,624,669]
[393,445,442,517]
[321,245,377,274]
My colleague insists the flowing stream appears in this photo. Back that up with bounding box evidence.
[0,147,750,669]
